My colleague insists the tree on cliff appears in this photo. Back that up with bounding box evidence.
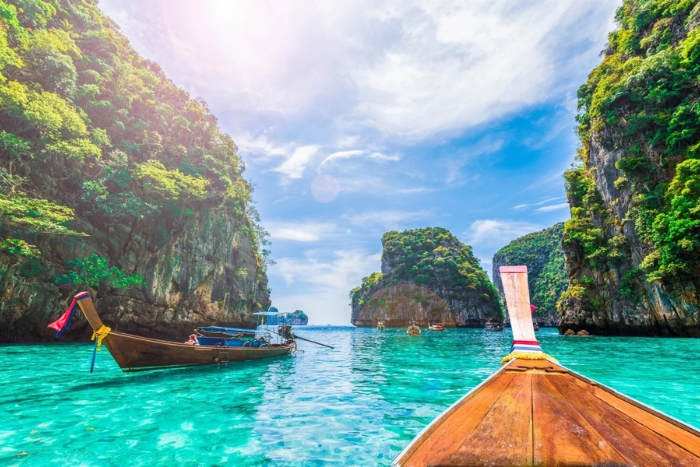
[350,227,502,326]
[0,0,271,340]
[492,223,567,322]
[561,0,700,335]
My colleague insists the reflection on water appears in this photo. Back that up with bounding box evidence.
[1,328,699,466]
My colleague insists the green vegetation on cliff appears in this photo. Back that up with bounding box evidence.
[0,1,268,294]
[566,0,700,287]
[351,227,502,320]
[493,223,567,319]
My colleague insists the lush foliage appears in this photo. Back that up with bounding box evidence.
[566,0,700,284]
[54,254,144,289]
[0,0,269,290]
[494,223,568,317]
[351,227,502,315]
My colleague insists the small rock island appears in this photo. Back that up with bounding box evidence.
[350,227,502,327]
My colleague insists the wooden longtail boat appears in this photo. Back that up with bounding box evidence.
[407,320,421,336]
[428,323,446,332]
[75,293,295,372]
[393,266,700,466]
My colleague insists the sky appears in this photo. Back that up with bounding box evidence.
[99,0,620,324]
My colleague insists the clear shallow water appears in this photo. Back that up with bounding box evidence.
[1,328,699,466]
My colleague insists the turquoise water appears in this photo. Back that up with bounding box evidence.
[1,328,699,466]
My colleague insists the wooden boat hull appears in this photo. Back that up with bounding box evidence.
[74,293,294,372]
[102,331,294,371]
[393,357,700,466]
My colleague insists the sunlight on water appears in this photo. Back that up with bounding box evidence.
[1,328,699,466]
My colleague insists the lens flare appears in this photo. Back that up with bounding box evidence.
[311,173,340,203]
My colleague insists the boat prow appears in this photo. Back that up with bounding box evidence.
[393,265,700,466]
[74,293,295,372]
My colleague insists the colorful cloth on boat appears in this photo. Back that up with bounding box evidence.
[47,291,90,338]
[91,325,111,350]
[510,339,543,353]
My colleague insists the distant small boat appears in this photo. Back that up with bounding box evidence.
[377,320,386,331]
[484,321,504,332]
[393,265,700,466]
[407,320,421,336]
[428,323,445,332]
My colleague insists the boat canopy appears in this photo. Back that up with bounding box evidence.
[253,312,288,316]
[196,326,255,334]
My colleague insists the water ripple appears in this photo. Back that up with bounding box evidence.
[1,328,699,466]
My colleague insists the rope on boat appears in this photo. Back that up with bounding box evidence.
[91,325,111,351]
[501,350,559,365]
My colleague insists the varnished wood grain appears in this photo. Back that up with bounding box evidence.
[394,358,700,466]
[570,376,700,458]
[500,267,537,343]
[441,373,533,466]
[532,375,627,465]
[401,371,515,467]
[552,375,700,465]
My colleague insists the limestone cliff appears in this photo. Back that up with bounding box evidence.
[559,0,700,336]
[0,0,270,342]
[492,224,567,326]
[350,227,502,327]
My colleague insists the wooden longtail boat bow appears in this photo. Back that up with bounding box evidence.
[393,265,700,466]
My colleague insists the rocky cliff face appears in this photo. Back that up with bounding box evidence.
[0,0,270,342]
[559,0,700,336]
[492,224,567,326]
[350,227,502,327]
[0,205,270,343]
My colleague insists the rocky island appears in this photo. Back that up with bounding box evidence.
[492,223,567,326]
[350,227,502,327]
[0,0,270,342]
[558,2,700,336]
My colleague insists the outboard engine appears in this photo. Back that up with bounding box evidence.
[278,324,294,342]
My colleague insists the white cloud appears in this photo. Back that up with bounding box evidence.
[535,202,569,213]
[369,152,401,162]
[445,137,504,187]
[269,249,381,324]
[319,150,365,167]
[272,145,321,180]
[398,186,434,195]
[342,209,433,230]
[512,196,566,211]
[465,219,541,249]
[266,221,338,242]
[100,0,618,142]
[318,149,400,168]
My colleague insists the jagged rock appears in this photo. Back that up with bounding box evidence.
[0,207,270,342]
[564,329,576,336]
[350,227,502,327]
[576,330,591,336]
[558,2,700,337]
